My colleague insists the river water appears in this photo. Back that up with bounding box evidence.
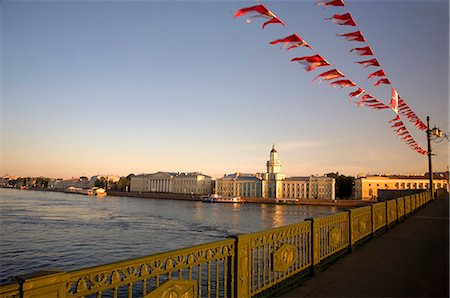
[0,188,339,283]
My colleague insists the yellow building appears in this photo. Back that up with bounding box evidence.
[354,175,448,200]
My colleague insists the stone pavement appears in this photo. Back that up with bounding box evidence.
[280,194,449,297]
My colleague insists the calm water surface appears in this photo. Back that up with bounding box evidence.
[0,188,339,283]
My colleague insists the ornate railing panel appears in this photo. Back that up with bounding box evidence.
[404,196,411,216]
[349,206,372,245]
[414,194,420,209]
[311,212,349,265]
[235,221,312,297]
[372,202,387,232]
[397,197,405,220]
[0,282,20,298]
[66,239,235,298]
[420,192,425,206]
[411,194,417,212]
[387,200,397,225]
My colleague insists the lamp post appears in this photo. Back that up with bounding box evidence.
[426,116,443,199]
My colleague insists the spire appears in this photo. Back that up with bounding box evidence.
[271,143,277,153]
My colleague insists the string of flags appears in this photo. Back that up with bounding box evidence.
[234,1,427,155]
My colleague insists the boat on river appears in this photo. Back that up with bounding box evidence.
[201,194,243,203]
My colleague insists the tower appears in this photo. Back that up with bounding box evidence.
[267,143,282,174]
[263,143,285,198]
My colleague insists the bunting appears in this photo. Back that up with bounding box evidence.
[330,79,356,88]
[350,46,374,56]
[234,1,428,155]
[234,4,286,29]
[325,13,357,26]
[388,116,427,154]
[390,87,399,113]
[291,54,330,71]
[312,69,344,83]
[355,58,380,68]
[368,69,386,79]
[373,78,390,86]
[337,31,365,42]
[316,0,345,7]
[348,88,364,98]
[269,34,309,50]
[319,0,428,141]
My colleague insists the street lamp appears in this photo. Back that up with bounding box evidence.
[426,116,443,199]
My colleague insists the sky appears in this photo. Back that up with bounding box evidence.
[1,0,449,180]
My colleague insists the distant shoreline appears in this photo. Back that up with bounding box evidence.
[1,187,371,207]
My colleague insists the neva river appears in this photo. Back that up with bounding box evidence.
[0,188,339,283]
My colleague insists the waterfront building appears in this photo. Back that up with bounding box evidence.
[216,144,335,200]
[309,176,336,200]
[354,175,449,200]
[215,173,263,198]
[172,172,212,195]
[130,172,212,195]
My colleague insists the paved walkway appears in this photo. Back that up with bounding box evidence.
[281,194,449,297]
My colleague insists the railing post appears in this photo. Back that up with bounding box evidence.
[234,235,251,298]
[305,218,317,274]
[16,271,68,298]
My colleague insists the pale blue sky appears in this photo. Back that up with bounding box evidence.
[1,0,448,179]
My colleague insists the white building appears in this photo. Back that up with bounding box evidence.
[215,173,263,198]
[216,144,335,200]
[130,172,212,195]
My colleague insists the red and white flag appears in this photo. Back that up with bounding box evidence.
[269,34,309,50]
[390,87,399,113]
[291,54,330,71]
[312,69,344,83]
[350,46,374,56]
[330,79,356,88]
[368,69,386,79]
[355,58,380,68]
[373,78,390,86]
[326,13,357,26]
[337,31,365,42]
[316,0,345,7]
[234,4,286,29]
[348,88,364,98]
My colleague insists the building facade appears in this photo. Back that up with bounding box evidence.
[216,144,335,200]
[215,173,263,198]
[354,175,449,200]
[130,172,212,195]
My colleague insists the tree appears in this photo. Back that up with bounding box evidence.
[326,172,355,199]
[95,177,107,188]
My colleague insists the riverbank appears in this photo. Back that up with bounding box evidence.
[1,187,372,207]
[108,191,372,207]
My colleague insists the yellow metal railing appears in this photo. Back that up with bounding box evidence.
[397,197,405,220]
[0,282,20,298]
[310,212,350,265]
[234,221,312,297]
[372,201,387,232]
[1,190,436,298]
[405,195,411,216]
[349,206,372,246]
[387,199,398,225]
[66,239,235,298]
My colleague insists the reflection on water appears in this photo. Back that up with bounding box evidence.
[0,188,338,283]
